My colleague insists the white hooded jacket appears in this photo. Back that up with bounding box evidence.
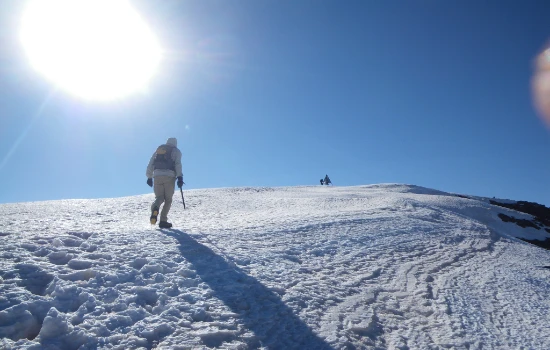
[146,138,183,178]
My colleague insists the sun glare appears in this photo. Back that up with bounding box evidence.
[20,0,162,101]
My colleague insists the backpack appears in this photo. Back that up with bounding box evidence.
[153,144,176,171]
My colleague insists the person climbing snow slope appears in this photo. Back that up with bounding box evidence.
[146,137,184,228]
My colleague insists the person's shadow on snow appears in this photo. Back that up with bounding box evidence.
[164,229,333,350]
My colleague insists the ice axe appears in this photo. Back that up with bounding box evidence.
[180,188,186,209]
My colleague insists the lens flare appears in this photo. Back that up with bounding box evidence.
[532,46,550,127]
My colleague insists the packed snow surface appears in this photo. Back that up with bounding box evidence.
[1,184,550,349]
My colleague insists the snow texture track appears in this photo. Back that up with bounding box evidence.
[1,184,550,349]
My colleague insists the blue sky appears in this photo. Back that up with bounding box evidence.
[2,0,550,205]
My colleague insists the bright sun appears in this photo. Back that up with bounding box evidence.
[20,0,162,101]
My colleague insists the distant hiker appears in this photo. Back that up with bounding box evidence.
[320,179,324,185]
[146,137,184,228]
[324,174,332,185]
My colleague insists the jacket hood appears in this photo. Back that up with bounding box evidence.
[166,138,177,147]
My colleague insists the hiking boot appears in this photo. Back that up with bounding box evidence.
[150,206,159,225]
[159,221,173,229]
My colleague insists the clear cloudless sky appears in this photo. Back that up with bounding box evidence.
[2,0,550,205]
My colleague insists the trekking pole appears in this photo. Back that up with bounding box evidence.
[180,188,186,209]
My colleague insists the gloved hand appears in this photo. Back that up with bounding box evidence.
[177,176,184,189]
[147,178,153,187]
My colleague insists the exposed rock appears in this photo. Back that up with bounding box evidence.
[497,213,540,230]
[491,200,550,251]
[519,238,550,250]
[490,200,550,227]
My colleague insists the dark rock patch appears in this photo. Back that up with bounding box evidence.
[497,213,540,230]
[490,200,550,227]
[519,238,550,250]
[454,194,471,199]
[492,200,550,251]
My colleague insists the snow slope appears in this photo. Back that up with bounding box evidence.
[1,184,550,349]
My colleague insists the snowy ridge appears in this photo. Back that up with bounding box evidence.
[1,184,550,349]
